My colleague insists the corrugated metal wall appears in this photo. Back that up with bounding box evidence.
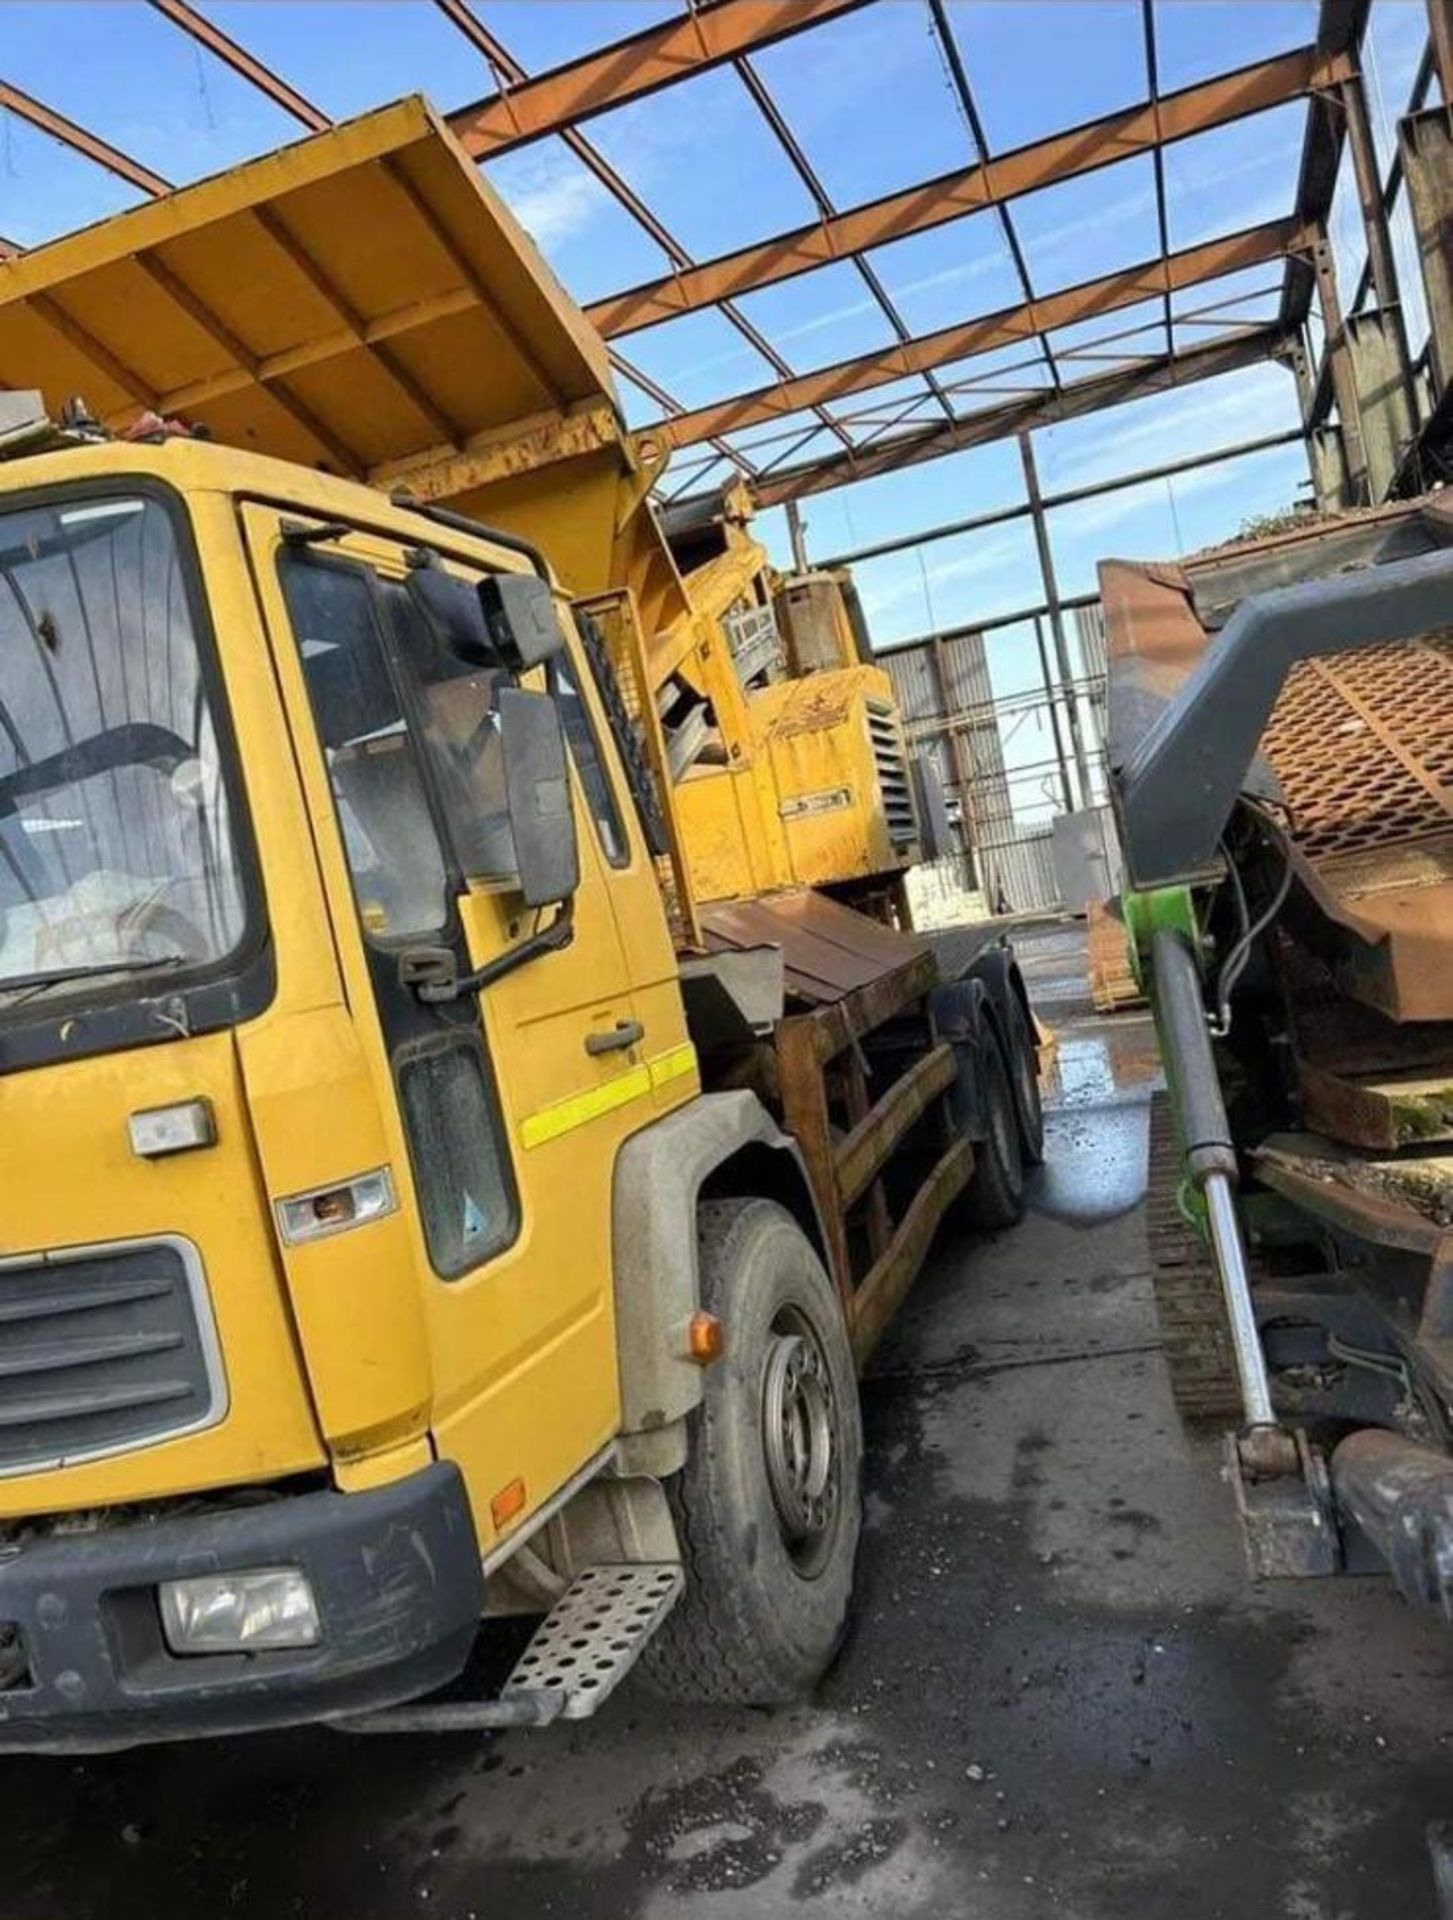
[880,607,1110,917]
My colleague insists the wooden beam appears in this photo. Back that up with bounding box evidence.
[850,1138,973,1364]
[587,44,1347,340]
[836,1042,957,1210]
[447,0,871,157]
[653,218,1305,450]
[742,325,1295,506]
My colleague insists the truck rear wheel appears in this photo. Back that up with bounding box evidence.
[959,1033,1026,1230]
[1006,997,1045,1166]
[640,1198,862,1705]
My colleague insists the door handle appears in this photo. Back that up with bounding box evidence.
[585,1020,644,1056]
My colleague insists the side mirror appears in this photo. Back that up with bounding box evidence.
[479,573,568,671]
[404,564,496,668]
[498,686,579,908]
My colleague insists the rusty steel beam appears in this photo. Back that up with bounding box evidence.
[587,44,1347,338]
[0,80,170,195]
[427,0,781,472]
[735,326,1293,507]
[447,0,871,158]
[431,0,691,268]
[145,0,329,130]
[1281,0,1371,334]
[652,219,1305,450]
[1429,0,1453,102]
[927,0,1059,396]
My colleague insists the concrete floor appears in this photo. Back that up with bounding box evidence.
[6,925,1453,1919]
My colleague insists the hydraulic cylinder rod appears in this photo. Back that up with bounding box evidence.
[1151,927,1276,1430]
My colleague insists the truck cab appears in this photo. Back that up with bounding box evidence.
[0,434,706,1742]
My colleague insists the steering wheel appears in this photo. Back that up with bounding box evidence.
[117,895,214,965]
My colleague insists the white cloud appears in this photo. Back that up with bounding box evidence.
[487,146,611,251]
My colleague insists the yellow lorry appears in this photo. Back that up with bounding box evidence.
[0,100,1039,1748]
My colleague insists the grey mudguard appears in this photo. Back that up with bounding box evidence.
[1114,547,1453,887]
[612,1090,819,1439]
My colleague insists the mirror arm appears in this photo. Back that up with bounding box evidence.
[414,897,575,1004]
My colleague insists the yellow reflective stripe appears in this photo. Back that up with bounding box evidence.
[648,1042,698,1090]
[519,1063,651,1150]
[518,1042,698,1150]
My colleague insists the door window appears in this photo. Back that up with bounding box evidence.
[378,580,518,886]
[281,556,449,941]
[279,549,518,1279]
[397,1037,513,1274]
[548,657,628,868]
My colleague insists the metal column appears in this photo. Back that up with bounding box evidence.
[1429,0,1453,105]
[928,632,979,887]
[1400,104,1453,405]
[1018,432,1092,809]
[1311,228,1371,505]
[784,499,810,574]
[1291,337,1350,510]
[1031,615,1077,812]
[1340,68,1420,495]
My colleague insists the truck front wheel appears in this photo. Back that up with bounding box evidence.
[640,1198,863,1705]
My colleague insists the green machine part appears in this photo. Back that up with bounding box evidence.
[1122,884,1200,997]
[1122,883,1207,1237]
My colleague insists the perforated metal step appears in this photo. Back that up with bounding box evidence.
[501,1563,683,1721]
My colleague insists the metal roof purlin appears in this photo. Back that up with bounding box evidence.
[445,0,874,157]
[738,326,1293,507]
[655,218,1306,450]
[926,0,1060,399]
[728,43,959,433]
[1141,0,1176,378]
[433,0,847,470]
[585,44,1344,339]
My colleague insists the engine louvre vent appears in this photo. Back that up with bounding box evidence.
[0,1238,222,1476]
[867,701,918,850]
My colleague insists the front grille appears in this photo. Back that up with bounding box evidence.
[0,1238,222,1476]
[867,701,918,850]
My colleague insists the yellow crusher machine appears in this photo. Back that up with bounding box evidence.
[0,99,1040,1747]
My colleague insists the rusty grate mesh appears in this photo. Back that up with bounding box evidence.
[1261,639,1453,864]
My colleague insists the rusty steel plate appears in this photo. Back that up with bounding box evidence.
[700,890,927,1006]
[1102,501,1453,1023]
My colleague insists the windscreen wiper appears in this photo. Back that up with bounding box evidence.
[0,954,186,1005]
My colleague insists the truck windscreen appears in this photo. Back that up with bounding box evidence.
[0,495,247,1004]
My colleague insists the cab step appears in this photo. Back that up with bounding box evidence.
[503,1562,684,1719]
[336,1563,683,1736]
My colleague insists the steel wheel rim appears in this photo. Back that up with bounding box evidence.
[762,1309,839,1574]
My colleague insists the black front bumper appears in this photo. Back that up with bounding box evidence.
[0,1462,483,1752]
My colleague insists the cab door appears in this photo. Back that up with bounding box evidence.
[243,505,667,1548]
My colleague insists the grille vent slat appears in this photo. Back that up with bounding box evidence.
[867,702,918,849]
[0,1242,218,1474]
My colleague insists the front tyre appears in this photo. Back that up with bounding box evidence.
[640,1198,863,1705]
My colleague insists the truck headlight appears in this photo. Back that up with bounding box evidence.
[159,1567,320,1654]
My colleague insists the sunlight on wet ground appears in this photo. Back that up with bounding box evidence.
[1044,1015,1163,1113]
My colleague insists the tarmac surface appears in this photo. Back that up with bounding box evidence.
[6,921,1452,1919]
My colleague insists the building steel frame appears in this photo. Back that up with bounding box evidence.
[0,0,1449,864]
[0,0,1432,514]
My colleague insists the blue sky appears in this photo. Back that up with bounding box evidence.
[0,0,1433,773]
